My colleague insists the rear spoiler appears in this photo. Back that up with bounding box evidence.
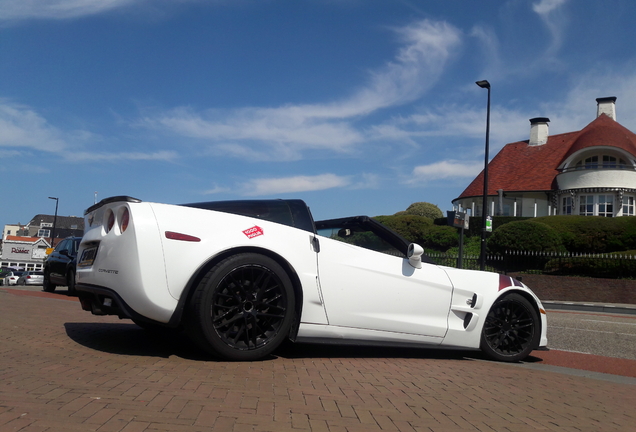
[85,196,142,215]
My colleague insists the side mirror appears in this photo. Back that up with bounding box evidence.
[337,228,352,238]
[407,243,424,269]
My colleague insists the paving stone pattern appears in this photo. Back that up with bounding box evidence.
[1,290,635,432]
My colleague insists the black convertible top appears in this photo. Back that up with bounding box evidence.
[182,199,316,233]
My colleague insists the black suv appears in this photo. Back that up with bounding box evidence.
[43,236,81,295]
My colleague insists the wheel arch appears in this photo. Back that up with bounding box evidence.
[168,246,305,338]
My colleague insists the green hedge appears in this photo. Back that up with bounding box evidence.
[374,214,458,252]
[487,220,566,254]
[544,251,636,278]
[532,215,636,253]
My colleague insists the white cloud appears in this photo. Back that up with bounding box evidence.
[203,184,231,195]
[240,174,351,196]
[410,160,484,183]
[532,0,568,57]
[0,101,68,151]
[141,19,462,161]
[532,0,567,15]
[0,0,138,22]
[65,150,178,162]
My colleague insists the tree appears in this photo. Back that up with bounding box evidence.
[401,202,443,220]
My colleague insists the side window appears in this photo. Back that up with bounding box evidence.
[56,240,69,253]
[318,226,404,257]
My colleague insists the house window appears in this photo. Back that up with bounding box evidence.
[37,229,51,237]
[578,195,614,217]
[562,197,573,215]
[598,195,614,217]
[574,154,628,170]
[623,196,635,216]
[579,195,594,216]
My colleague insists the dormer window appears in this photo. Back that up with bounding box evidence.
[573,154,628,170]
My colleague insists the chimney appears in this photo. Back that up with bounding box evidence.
[596,96,617,120]
[529,117,550,146]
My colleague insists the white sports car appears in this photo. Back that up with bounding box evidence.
[75,196,548,362]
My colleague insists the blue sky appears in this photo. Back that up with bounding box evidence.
[2,0,636,226]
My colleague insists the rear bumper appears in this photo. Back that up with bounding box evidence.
[75,283,180,328]
[76,283,139,320]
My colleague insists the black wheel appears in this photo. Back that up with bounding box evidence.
[18,280,26,286]
[186,253,295,361]
[480,293,539,362]
[42,272,56,293]
[66,270,76,296]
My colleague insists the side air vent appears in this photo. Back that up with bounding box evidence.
[463,313,473,329]
[470,293,477,308]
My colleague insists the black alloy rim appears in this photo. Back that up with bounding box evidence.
[211,264,287,351]
[483,298,535,356]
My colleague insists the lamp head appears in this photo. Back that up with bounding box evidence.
[476,80,490,89]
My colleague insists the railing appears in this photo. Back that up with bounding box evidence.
[558,165,634,173]
[427,251,636,279]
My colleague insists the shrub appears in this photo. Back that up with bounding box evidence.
[544,250,636,278]
[401,202,444,219]
[375,214,458,251]
[533,215,636,253]
[487,220,565,255]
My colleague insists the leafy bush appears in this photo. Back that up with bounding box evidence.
[375,214,458,251]
[487,220,566,254]
[401,202,444,220]
[533,216,636,253]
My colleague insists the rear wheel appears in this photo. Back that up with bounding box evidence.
[480,293,539,362]
[186,253,295,361]
[42,271,56,293]
[66,269,76,296]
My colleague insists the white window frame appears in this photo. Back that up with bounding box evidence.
[622,196,635,216]
[561,197,573,215]
[578,194,615,217]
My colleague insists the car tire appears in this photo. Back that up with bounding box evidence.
[480,293,540,362]
[67,269,76,296]
[19,280,26,286]
[186,253,295,361]
[42,272,56,293]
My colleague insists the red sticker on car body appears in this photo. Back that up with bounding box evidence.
[243,226,264,239]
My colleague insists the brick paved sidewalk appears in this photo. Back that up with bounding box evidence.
[1,289,634,432]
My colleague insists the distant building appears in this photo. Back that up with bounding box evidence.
[0,236,51,271]
[2,224,27,241]
[0,214,84,271]
[25,214,84,246]
[453,97,636,217]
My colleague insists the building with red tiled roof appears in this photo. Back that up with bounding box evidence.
[453,97,636,218]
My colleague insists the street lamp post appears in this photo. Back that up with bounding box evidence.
[476,80,491,271]
[48,197,59,248]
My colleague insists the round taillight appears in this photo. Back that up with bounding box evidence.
[120,207,130,233]
[106,210,115,233]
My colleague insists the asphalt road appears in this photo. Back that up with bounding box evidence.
[546,309,636,360]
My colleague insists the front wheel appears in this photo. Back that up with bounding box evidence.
[480,293,539,362]
[186,253,295,361]
[42,272,56,293]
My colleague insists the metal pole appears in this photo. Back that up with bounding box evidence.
[48,197,58,248]
[476,80,491,271]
